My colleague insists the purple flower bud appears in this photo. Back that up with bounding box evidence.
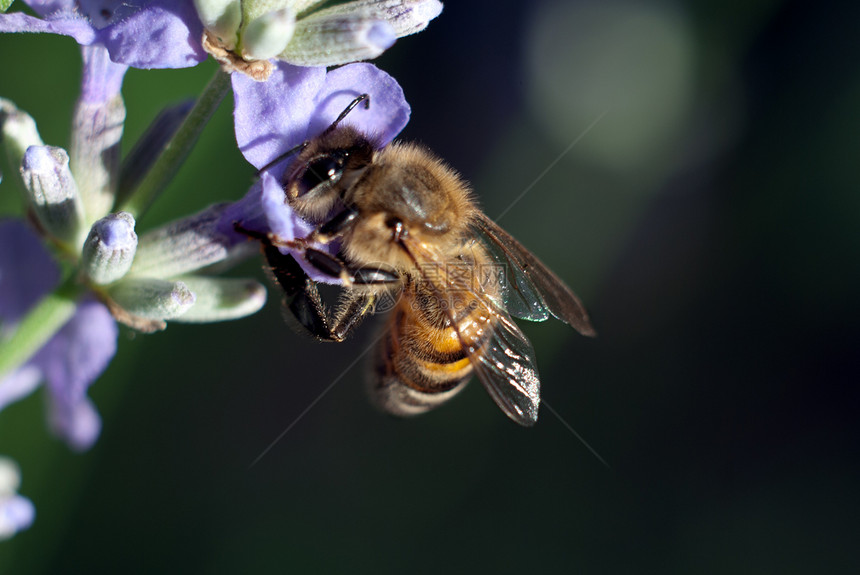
[81,212,138,284]
[20,145,85,245]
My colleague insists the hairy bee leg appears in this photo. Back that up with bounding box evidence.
[313,207,359,243]
[330,291,377,342]
[233,221,305,253]
[304,248,350,280]
[264,244,395,342]
[302,247,399,286]
[263,244,339,341]
[235,216,396,285]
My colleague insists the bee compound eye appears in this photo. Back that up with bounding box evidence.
[295,154,346,197]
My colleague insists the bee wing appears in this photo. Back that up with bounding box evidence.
[470,213,596,337]
[466,306,542,426]
[402,236,542,426]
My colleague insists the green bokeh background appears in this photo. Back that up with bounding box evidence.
[1,0,859,572]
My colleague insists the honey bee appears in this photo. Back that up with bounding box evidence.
[249,95,595,426]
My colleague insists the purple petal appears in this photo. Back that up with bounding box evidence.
[28,1,145,27]
[231,64,410,286]
[259,172,340,284]
[0,494,35,538]
[218,180,268,241]
[259,171,314,243]
[24,1,78,18]
[47,396,102,452]
[6,2,206,69]
[97,0,207,69]
[0,11,97,44]
[0,366,42,412]
[233,63,327,172]
[80,44,128,103]
[77,0,146,28]
[34,299,117,451]
[233,63,410,174]
[0,220,60,325]
[223,176,340,284]
[308,63,410,147]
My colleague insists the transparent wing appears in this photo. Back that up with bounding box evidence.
[464,232,549,322]
[470,213,596,336]
[402,235,542,426]
[466,307,542,426]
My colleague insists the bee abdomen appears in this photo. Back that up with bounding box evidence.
[368,308,474,417]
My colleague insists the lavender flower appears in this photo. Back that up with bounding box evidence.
[2,0,442,78]
[0,23,265,459]
[0,0,207,69]
[2,0,433,546]
[0,210,263,448]
[226,61,410,282]
[196,0,443,80]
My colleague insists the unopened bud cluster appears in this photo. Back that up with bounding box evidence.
[1,98,265,332]
[195,0,443,79]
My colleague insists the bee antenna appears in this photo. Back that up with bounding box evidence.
[324,93,370,134]
[255,140,308,176]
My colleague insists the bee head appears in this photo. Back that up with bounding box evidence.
[284,126,375,222]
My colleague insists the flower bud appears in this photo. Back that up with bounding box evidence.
[108,278,196,320]
[0,457,21,496]
[194,0,242,49]
[20,145,85,246]
[70,93,125,226]
[284,13,396,67]
[1,99,44,177]
[319,0,444,37]
[131,204,244,278]
[241,7,296,61]
[81,212,138,285]
[173,276,267,322]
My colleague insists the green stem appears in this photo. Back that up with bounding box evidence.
[0,277,80,380]
[117,69,231,219]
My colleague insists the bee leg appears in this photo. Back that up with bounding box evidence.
[304,247,352,282]
[302,206,360,246]
[351,266,400,285]
[316,206,359,240]
[263,243,342,342]
[331,280,402,341]
[232,221,269,242]
[303,247,400,287]
[330,291,377,342]
[265,243,395,342]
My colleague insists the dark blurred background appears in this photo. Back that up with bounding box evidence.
[2,0,859,572]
